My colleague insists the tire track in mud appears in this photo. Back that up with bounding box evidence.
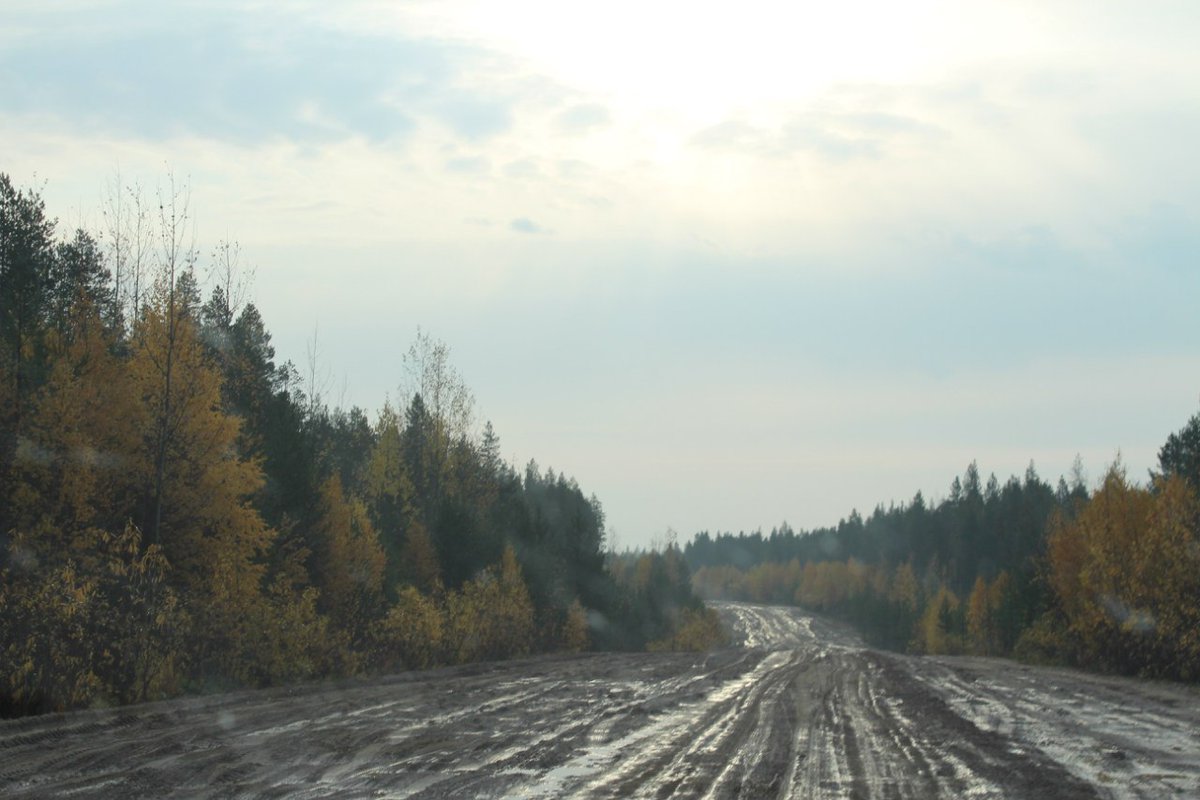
[2,603,1196,798]
[515,605,1100,799]
[578,650,807,798]
[912,656,1200,799]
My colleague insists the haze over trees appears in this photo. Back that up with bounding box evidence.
[4,168,1193,720]
[689,419,1200,681]
[0,173,717,717]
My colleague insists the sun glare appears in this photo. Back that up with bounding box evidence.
[436,0,955,122]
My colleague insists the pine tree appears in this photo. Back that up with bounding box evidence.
[0,174,57,484]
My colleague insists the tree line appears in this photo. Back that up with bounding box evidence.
[0,173,718,717]
[688,423,1200,681]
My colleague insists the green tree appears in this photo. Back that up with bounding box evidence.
[0,174,56,482]
[48,229,113,335]
[1158,410,1200,491]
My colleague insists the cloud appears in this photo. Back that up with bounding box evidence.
[837,111,943,137]
[429,94,513,140]
[946,226,1085,274]
[1115,205,1200,273]
[0,7,515,146]
[503,159,540,179]
[690,116,879,160]
[445,156,491,175]
[510,217,547,234]
[555,103,611,135]
[779,121,880,161]
[690,120,766,152]
[690,108,939,161]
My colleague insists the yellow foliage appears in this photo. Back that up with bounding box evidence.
[1012,612,1073,665]
[1047,465,1200,677]
[314,475,385,638]
[128,284,274,594]
[445,546,535,664]
[365,404,410,503]
[914,584,964,655]
[738,559,803,604]
[965,571,1014,656]
[8,300,139,560]
[966,576,993,655]
[889,562,921,613]
[631,553,654,593]
[251,576,338,684]
[561,599,590,653]
[365,403,418,540]
[124,285,279,683]
[0,524,188,712]
[94,524,189,703]
[1141,477,1200,678]
[795,559,869,611]
[401,521,442,596]
[0,550,103,712]
[691,565,746,601]
[374,586,446,671]
[647,607,728,652]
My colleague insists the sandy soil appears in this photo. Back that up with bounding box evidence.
[2,602,1198,798]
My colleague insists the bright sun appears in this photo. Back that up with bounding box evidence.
[418,0,1013,124]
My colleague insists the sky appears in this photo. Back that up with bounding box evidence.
[4,0,1200,548]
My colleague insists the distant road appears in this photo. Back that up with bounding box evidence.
[3,602,1199,798]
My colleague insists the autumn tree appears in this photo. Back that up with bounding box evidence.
[562,599,590,652]
[373,586,445,670]
[127,274,277,684]
[915,584,964,655]
[966,575,1000,655]
[1137,476,1200,678]
[1047,463,1200,678]
[365,401,416,590]
[311,474,385,644]
[136,176,196,547]
[0,523,186,713]
[1046,464,1146,669]
[252,567,335,684]
[446,545,535,663]
[400,521,443,596]
[0,172,707,717]
[5,296,139,557]
[89,524,188,704]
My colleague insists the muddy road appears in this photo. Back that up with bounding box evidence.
[3,603,1199,798]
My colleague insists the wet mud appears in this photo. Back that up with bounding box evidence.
[3,602,1199,798]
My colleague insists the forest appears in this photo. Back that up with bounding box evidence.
[688,423,1200,681]
[0,173,721,717]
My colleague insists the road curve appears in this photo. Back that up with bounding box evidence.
[2,602,1199,798]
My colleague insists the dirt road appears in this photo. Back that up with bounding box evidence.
[3,602,1199,798]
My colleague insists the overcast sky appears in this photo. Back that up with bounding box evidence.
[6,0,1199,548]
